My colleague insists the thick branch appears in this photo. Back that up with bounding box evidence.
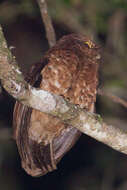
[37,0,56,47]
[0,25,127,155]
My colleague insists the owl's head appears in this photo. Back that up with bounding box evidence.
[54,33,101,64]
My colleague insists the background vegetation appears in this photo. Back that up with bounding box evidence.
[0,0,127,189]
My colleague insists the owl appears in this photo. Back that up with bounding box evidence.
[13,34,100,177]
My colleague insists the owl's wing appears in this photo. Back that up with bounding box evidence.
[13,60,81,177]
[13,62,56,176]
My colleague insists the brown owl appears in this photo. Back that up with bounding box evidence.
[13,34,100,177]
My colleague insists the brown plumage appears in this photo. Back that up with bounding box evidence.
[13,34,101,176]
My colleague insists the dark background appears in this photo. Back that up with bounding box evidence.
[0,0,127,189]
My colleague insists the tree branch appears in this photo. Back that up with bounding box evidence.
[98,88,127,109]
[37,0,56,47]
[0,25,127,155]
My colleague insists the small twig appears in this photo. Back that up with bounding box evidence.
[37,0,56,48]
[98,89,127,109]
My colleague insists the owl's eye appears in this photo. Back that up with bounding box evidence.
[84,40,95,48]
